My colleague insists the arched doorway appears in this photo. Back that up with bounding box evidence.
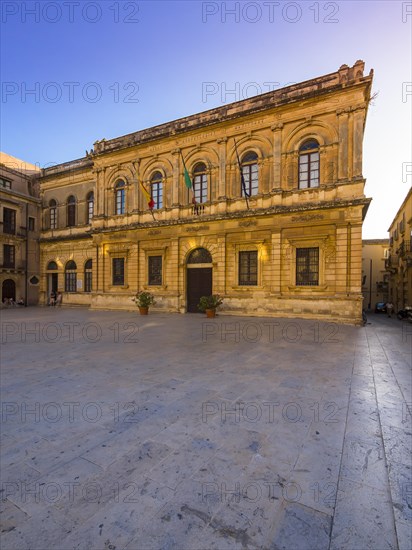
[46,261,59,300]
[2,279,16,302]
[186,248,213,313]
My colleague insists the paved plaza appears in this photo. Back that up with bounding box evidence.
[0,307,411,550]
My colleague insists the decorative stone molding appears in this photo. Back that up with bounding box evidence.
[291,214,324,222]
[238,220,257,227]
[186,226,209,232]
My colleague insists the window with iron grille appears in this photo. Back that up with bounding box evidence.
[84,259,92,292]
[296,247,319,286]
[65,260,77,292]
[67,196,76,227]
[239,251,258,286]
[150,172,163,210]
[299,140,320,189]
[148,256,162,285]
[241,152,258,197]
[193,163,208,203]
[112,257,124,285]
[3,245,15,268]
[115,181,125,215]
[49,200,57,229]
[3,208,16,234]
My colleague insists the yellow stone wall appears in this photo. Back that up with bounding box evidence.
[37,61,373,324]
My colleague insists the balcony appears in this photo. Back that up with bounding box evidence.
[385,254,399,270]
[398,240,411,257]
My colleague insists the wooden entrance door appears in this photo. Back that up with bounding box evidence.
[187,268,212,313]
[2,279,16,301]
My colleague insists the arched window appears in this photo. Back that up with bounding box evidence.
[65,260,77,292]
[187,248,212,264]
[150,172,163,210]
[49,199,57,229]
[299,140,320,189]
[193,163,208,203]
[47,260,58,270]
[115,181,125,215]
[67,195,76,227]
[84,259,92,292]
[86,191,94,223]
[241,152,258,197]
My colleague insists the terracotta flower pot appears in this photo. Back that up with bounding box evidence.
[139,306,149,315]
[205,308,216,318]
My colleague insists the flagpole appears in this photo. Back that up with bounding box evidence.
[234,138,250,210]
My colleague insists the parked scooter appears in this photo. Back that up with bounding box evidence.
[397,306,412,321]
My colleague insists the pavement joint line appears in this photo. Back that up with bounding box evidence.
[327,334,358,550]
[366,325,402,550]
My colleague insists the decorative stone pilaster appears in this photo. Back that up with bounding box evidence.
[337,109,349,181]
[217,138,227,199]
[352,106,365,178]
[271,123,283,190]
[171,149,181,206]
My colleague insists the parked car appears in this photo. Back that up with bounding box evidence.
[397,306,412,321]
[375,302,387,313]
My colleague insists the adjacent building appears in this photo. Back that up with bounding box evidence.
[361,239,389,310]
[0,153,41,304]
[33,61,373,324]
[386,187,412,309]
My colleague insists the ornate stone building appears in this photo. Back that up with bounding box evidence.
[35,61,373,324]
[0,153,41,305]
[386,187,412,310]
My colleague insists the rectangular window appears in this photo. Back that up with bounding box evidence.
[84,271,92,292]
[65,272,77,292]
[296,247,319,286]
[3,208,16,234]
[50,207,57,229]
[3,244,15,268]
[238,251,258,286]
[0,177,12,189]
[148,256,162,285]
[112,258,125,286]
[28,217,35,231]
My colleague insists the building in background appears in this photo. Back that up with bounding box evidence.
[0,153,41,305]
[361,239,389,310]
[33,61,373,324]
[386,187,412,310]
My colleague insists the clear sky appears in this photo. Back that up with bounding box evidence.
[1,0,411,238]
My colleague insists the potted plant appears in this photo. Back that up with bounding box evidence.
[132,291,156,315]
[198,294,223,318]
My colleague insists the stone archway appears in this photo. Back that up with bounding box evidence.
[186,248,213,313]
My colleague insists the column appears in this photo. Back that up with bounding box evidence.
[352,107,365,178]
[271,123,283,189]
[337,110,349,181]
[217,138,227,199]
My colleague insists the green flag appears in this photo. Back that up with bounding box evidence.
[184,166,192,189]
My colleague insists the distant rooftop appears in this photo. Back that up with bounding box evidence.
[0,152,41,176]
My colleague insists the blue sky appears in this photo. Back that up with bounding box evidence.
[1,0,411,237]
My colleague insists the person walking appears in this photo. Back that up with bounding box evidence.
[386,301,394,318]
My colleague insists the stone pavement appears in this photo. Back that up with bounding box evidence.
[0,307,411,550]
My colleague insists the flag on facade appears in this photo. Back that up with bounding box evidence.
[234,138,250,209]
[180,151,197,203]
[140,181,155,209]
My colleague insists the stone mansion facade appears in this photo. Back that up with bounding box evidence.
[34,61,373,324]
